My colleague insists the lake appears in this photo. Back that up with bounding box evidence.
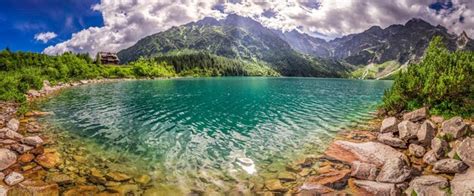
[38,77,392,193]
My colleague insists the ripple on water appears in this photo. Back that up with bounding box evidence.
[38,77,392,192]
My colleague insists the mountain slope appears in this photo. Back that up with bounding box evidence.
[118,14,350,77]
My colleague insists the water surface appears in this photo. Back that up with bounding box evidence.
[39,77,392,192]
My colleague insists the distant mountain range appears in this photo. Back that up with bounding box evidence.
[118,14,473,78]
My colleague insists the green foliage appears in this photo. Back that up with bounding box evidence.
[381,36,474,117]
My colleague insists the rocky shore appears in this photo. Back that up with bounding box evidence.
[255,107,473,195]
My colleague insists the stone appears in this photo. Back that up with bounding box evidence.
[380,117,398,133]
[457,137,474,167]
[64,186,99,196]
[417,120,436,146]
[22,136,43,147]
[277,171,296,181]
[9,180,59,196]
[0,148,17,170]
[430,116,444,124]
[12,144,34,154]
[0,185,8,196]
[6,118,19,132]
[18,153,35,163]
[105,171,131,182]
[34,151,61,169]
[0,129,23,140]
[134,174,151,185]
[324,141,408,167]
[432,159,468,174]
[376,158,411,183]
[431,138,448,159]
[409,144,426,158]
[422,150,438,165]
[398,120,420,141]
[441,116,468,139]
[350,161,377,181]
[317,165,333,174]
[4,172,24,185]
[303,169,351,190]
[451,168,474,195]
[264,179,287,192]
[405,175,449,196]
[89,168,107,184]
[298,184,335,196]
[377,133,407,148]
[351,180,399,196]
[403,107,428,122]
[50,174,73,185]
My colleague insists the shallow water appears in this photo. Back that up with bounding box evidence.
[38,77,392,192]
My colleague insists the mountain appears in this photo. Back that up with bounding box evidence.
[117,14,350,77]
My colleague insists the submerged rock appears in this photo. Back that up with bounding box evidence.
[134,175,151,185]
[107,184,139,195]
[380,117,398,133]
[405,175,449,196]
[34,150,61,169]
[441,117,468,139]
[277,171,296,181]
[106,172,131,182]
[350,161,377,181]
[303,169,351,190]
[264,179,287,192]
[432,159,468,174]
[451,168,474,195]
[376,158,411,183]
[324,141,407,167]
[64,185,99,196]
[377,133,407,148]
[351,180,399,196]
[457,137,474,167]
[403,107,427,122]
[0,148,17,170]
[9,180,59,196]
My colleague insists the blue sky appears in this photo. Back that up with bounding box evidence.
[0,0,102,52]
[0,0,472,55]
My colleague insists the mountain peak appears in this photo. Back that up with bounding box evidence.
[405,18,432,28]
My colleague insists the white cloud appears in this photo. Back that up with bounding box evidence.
[44,0,474,56]
[34,32,57,43]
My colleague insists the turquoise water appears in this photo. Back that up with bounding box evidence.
[39,77,392,191]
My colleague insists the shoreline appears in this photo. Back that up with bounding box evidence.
[2,78,471,195]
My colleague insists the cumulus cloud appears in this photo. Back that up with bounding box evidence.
[44,0,474,56]
[34,32,57,43]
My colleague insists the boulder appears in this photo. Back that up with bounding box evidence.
[432,159,468,174]
[451,168,474,195]
[457,137,474,167]
[417,120,436,146]
[431,138,448,159]
[380,117,398,133]
[351,180,399,196]
[324,141,408,167]
[22,136,43,147]
[441,117,468,139]
[398,120,420,141]
[6,118,19,132]
[403,107,427,122]
[376,158,411,183]
[0,129,24,140]
[303,169,351,190]
[405,175,449,196]
[377,133,407,148]
[430,116,444,124]
[11,144,34,154]
[8,180,59,196]
[264,179,287,192]
[422,150,438,165]
[350,161,377,180]
[409,144,426,158]
[4,172,24,186]
[0,148,17,170]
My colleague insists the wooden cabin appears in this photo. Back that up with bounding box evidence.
[97,52,120,65]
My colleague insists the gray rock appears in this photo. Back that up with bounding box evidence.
[457,137,474,167]
[4,172,24,186]
[432,159,468,174]
[377,133,407,148]
[398,120,420,141]
[351,161,378,180]
[422,150,439,165]
[417,120,436,146]
[405,175,449,196]
[451,168,474,195]
[0,149,17,170]
[430,116,444,124]
[431,138,448,159]
[6,118,19,132]
[441,116,468,139]
[353,180,399,196]
[409,144,426,158]
[0,128,23,140]
[376,158,411,183]
[403,107,428,122]
[11,144,33,154]
[22,136,43,147]
[380,117,398,133]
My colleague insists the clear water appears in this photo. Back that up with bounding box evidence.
[38,77,392,192]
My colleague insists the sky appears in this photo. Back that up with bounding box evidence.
[0,0,472,56]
